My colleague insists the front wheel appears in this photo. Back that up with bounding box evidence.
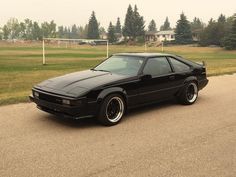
[97,94,125,126]
[178,82,198,105]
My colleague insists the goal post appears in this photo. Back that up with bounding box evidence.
[42,38,109,65]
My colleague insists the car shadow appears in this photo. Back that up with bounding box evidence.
[42,96,207,128]
[124,99,178,120]
[42,114,99,129]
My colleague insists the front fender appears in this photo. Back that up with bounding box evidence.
[97,87,127,104]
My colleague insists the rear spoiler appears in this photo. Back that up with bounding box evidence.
[202,61,206,67]
[196,61,206,67]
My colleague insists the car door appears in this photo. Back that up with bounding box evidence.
[137,57,177,104]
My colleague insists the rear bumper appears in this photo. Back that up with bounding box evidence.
[29,95,95,119]
[198,78,209,90]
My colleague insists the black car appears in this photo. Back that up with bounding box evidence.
[30,53,208,126]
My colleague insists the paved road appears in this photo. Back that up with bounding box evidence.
[0,75,236,177]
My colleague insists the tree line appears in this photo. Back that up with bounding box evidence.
[0,4,235,50]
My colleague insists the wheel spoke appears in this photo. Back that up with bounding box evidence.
[186,83,198,103]
[105,97,124,123]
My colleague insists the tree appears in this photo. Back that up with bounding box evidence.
[200,19,220,46]
[57,26,65,38]
[4,18,20,39]
[32,21,41,40]
[160,17,171,31]
[217,14,227,46]
[0,28,3,40]
[123,4,134,39]
[148,19,157,31]
[191,17,204,31]
[78,25,88,38]
[123,4,145,40]
[2,25,10,40]
[87,11,99,39]
[175,13,192,44]
[133,5,145,38]
[199,14,227,46]
[71,24,79,39]
[41,20,56,38]
[223,14,236,50]
[107,22,117,43]
[190,17,204,41]
[24,19,33,40]
[49,20,56,38]
[115,17,122,33]
[19,22,26,39]
[99,27,106,39]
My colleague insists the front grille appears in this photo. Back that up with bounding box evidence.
[38,92,62,104]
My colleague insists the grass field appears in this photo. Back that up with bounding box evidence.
[0,42,236,106]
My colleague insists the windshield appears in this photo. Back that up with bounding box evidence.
[93,56,144,76]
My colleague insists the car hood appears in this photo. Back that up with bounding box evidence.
[35,70,130,96]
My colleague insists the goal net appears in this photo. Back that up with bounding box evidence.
[42,38,109,65]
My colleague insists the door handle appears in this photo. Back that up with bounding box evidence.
[169,75,175,80]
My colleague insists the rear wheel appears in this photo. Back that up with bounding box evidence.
[97,94,125,126]
[178,82,198,105]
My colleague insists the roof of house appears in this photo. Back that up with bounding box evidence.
[145,30,175,36]
[157,30,175,35]
[145,31,158,35]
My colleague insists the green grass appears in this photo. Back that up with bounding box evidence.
[0,42,236,106]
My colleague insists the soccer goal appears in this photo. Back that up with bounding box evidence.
[42,38,109,65]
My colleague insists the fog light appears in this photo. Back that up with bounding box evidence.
[62,99,70,105]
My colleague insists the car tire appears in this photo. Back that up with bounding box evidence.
[97,94,125,126]
[178,81,198,105]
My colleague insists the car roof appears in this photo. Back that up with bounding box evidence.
[112,53,202,67]
[113,53,176,58]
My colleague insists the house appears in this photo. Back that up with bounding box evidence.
[100,32,108,40]
[145,30,175,42]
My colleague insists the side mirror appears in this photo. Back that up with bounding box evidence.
[140,74,152,80]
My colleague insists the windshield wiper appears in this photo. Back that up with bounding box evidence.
[91,69,111,73]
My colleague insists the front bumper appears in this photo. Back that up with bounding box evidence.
[29,95,95,119]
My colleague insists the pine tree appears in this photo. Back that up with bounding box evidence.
[115,18,122,34]
[123,5,134,39]
[71,24,79,39]
[87,11,99,39]
[57,26,64,38]
[175,13,192,44]
[223,14,236,50]
[200,15,228,46]
[107,22,117,43]
[191,17,204,31]
[123,4,145,40]
[133,5,145,38]
[160,17,171,31]
[217,14,226,46]
[218,14,226,24]
[148,19,157,31]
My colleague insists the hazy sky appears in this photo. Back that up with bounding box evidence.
[1,0,235,29]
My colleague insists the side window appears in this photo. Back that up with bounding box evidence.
[168,57,191,72]
[143,57,172,76]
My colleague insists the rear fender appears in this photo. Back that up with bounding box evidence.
[176,76,198,97]
[183,76,198,86]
